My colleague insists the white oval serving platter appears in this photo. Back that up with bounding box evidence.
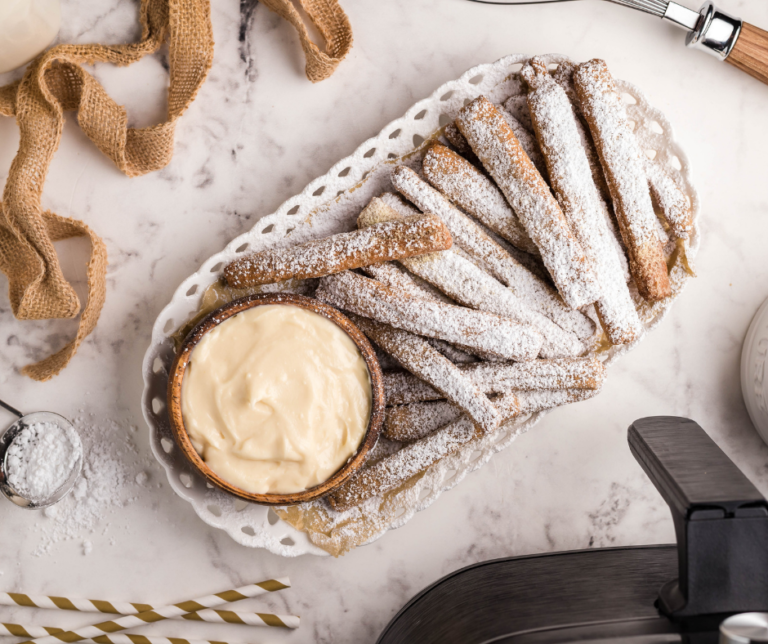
[141,53,700,557]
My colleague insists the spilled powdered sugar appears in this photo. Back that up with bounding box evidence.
[33,414,147,557]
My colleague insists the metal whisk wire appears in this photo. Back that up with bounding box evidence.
[604,0,668,18]
[461,0,669,14]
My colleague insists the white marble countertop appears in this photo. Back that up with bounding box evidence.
[2,0,768,641]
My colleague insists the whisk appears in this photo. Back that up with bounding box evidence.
[465,0,768,86]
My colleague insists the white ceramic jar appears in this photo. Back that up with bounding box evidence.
[741,297,768,446]
[0,0,61,75]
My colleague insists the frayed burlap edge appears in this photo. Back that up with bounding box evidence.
[261,0,353,82]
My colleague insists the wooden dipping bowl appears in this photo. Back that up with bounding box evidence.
[167,293,385,506]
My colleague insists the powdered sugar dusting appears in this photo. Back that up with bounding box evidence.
[422,144,537,254]
[385,387,600,443]
[523,58,641,344]
[223,214,452,287]
[384,357,605,404]
[349,314,501,433]
[328,391,523,511]
[645,158,693,239]
[391,165,596,339]
[359,196,584,358]
[455,96,602,309]
[500,106,549,181]
[315,271,544,362]
[328,417,479,511]
[573,59,670,301]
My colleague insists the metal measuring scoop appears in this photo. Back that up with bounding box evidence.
[0,399,83,509]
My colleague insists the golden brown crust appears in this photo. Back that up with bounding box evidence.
[222,214,453,288]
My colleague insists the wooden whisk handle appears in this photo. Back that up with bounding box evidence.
[727,22,768,86]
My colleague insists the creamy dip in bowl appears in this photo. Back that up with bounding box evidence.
[167,293,384,505]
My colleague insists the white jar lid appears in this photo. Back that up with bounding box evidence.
[0,0,61,75]
[741,297,768,446]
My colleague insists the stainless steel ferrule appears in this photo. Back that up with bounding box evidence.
[686,1,743,60]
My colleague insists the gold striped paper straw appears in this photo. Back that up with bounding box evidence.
[0,628,265,644]
[93,633,255,644]
[0,609,300,635]
[0,595,298,629]
[91,636,260,644]
[0,625,63,639]
[14,579,291,644]
[179,609,298,629]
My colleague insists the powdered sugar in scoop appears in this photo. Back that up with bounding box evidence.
[6,422,81,502]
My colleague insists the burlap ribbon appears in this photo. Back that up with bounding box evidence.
[0,0,352,381]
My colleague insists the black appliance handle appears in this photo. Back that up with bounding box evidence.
[628,416,768,617]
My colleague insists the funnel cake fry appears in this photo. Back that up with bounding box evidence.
[572,59,671,301]
[384,388,600,443]
[223,214,452,288]
[383,357,606,405]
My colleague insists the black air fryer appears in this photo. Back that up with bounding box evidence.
[377,417,768,644]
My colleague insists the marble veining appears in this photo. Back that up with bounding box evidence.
[1,0,768,642]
